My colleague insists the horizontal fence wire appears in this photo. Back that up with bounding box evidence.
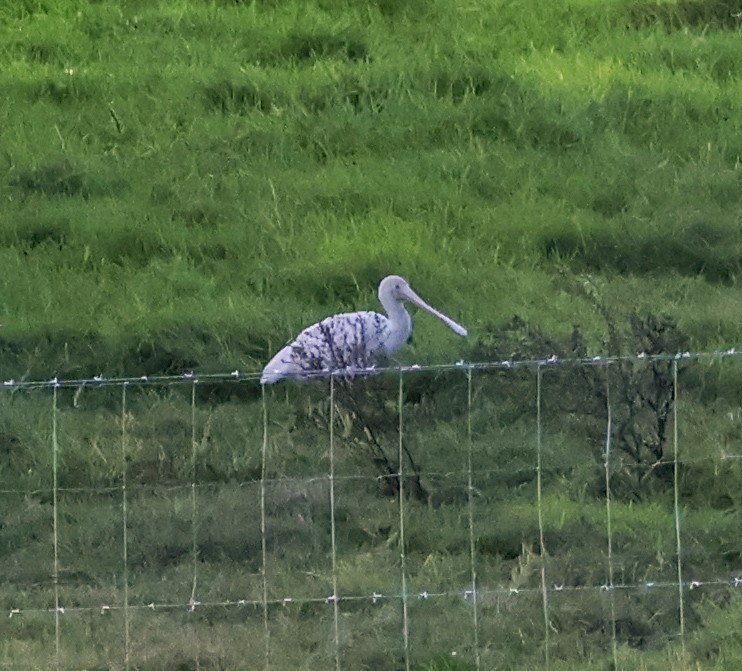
[7,575,742,619]
[0,348,739,390]
[2,452,742,497]
[2,349,742,670]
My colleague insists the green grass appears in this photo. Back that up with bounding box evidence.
[1,0,742,668]
[0,0,740,376]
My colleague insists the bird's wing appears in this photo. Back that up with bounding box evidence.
[261,311,390,382]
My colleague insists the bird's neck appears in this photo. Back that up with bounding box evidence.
[383,301,412,352]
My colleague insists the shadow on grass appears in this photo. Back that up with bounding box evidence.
[542,222,742,284]
[627,0,742,32]
[9,160,89,198]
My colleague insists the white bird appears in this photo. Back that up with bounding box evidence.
[260,275,468,384]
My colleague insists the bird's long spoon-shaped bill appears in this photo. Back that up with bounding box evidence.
[401,287,468,336]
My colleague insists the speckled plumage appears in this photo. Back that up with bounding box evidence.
[260,275,467,384]
[261,311,390,382]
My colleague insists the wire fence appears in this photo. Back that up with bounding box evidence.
[2,350,742,670]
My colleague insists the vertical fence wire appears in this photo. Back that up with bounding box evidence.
[52,385,61,671]
[328,378,341,671]
[603,368,618,670]
[672,360,686,657]
[398,371,411,671]
[189,384,199,610]
[120,384,131,670]
[535,364,550,670]
[465,368,481,670]
[260,386,271,669]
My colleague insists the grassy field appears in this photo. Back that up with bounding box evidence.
[1,0,742,668]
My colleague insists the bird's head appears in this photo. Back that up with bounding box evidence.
[378,275,410,301]
[378,275,468,336]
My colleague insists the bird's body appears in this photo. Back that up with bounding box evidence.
[260,275,467,384]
